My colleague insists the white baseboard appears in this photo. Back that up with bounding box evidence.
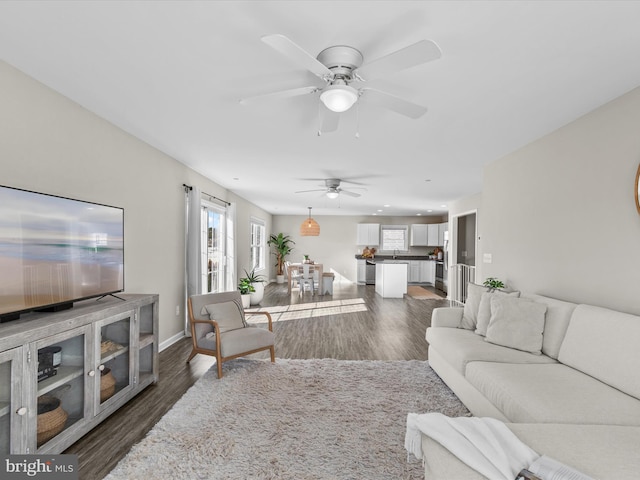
[159,331,185,352]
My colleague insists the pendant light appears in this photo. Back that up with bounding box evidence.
[300,207,320,236]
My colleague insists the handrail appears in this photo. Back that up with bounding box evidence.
[449,264,476,305]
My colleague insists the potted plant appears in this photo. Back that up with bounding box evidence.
[237,277,255,309]
[267,233,295,284]
[483,277,506,292]
[243,268,266,305]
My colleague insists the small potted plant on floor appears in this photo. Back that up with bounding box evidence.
[237,276,255,309]
[267,233,295,284]
[244,268,266,305]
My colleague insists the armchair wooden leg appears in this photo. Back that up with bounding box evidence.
[186,348,197,363]
[270,346,275,363]
[216,359,223,379]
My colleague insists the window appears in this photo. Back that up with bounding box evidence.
[380,225,408,252]
[250,218,265,271]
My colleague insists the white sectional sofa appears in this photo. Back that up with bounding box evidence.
[421,285,640,479]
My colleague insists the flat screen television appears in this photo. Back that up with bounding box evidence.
[0,185,124,322]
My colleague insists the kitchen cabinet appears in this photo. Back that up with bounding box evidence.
[0,294,158,454]
[420,261,436,285]
[375,262,408,298]
[410,225,428,246]
[356,223,379,246]
[408,261,421,283]
[356,259,366,284]
[428,224,440,246]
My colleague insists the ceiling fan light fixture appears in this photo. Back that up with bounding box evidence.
[320,84,358,113]
[326,189,339,199]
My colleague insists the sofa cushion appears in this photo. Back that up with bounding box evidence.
[484,296,546,355]
[426,327,556,376]
[558,305,640,400]
[201,300,246,333]
[465,362,640,425]
[522,294,577,359]
[475,290,522,336]
[459,283,487,330]
[197,324,274,357]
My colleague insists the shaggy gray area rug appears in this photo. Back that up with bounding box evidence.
[105,358,469,480]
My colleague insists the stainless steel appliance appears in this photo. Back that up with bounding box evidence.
[435,261,445,292]
[365,260,376,285]
[435,230,449,294]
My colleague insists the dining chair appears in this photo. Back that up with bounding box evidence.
[298,264,316,294]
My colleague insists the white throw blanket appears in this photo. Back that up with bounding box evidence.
[406,413,596,480]
[405,412,539,480]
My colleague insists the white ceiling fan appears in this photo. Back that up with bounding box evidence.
[296,178,365,199]
[240,34,442,133]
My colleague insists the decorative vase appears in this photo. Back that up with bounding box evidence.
[276,274,285,284]
[240,293,251,309]
[250,281,264,305]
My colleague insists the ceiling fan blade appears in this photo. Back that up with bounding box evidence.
[295,188,326,194]
[340,189,361,198]
[361,88,427,119]
[320,107,340,133]
[262,34,334,80]
[355,39,441,81]
[240,86,318,105]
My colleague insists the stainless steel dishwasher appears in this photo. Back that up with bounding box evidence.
[365,260,376,285]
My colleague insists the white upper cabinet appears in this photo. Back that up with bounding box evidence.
[410,225,428,246]
[427,224,439,246]
[356,223,380,246]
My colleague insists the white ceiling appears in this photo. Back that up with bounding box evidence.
[1,1,640,217]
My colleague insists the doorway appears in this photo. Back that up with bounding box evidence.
[201,201,227,294]
[450,211,477,303]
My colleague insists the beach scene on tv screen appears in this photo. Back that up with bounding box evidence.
[0,187,124,315]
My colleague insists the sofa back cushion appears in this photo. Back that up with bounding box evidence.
[558,304,640,400]
[484,296,547,355]
[522,294,577,359]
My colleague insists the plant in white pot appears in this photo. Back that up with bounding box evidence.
[237,277,255,309]
[244,268,266,305]
[267,233,295,284]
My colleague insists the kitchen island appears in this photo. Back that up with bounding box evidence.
[375,262,408,298]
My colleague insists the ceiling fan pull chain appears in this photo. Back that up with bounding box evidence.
[355,102,360,139]
[317,102,322,136]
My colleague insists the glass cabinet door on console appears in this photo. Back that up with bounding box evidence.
[0,347,25,454]
[95,310,135,414]
[32,326,90,453]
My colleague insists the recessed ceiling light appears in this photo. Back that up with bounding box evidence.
[416,213,422,216]
[383,204,390,207]
[377,209,383,212]
[427,209,433,213]
[372,213,377,216]
[440,204,447,208]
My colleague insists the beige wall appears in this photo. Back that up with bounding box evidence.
[0,61,272,346]
[272,215,446,283]
[477,87,640,314]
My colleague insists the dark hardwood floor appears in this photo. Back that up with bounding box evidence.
[65,282,448,479]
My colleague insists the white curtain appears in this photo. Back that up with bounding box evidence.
[225,202,237,292]
[185,186,202,334]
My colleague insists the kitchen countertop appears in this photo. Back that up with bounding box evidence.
[355,255,438,261]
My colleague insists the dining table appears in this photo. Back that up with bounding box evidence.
[287,263,324,295]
